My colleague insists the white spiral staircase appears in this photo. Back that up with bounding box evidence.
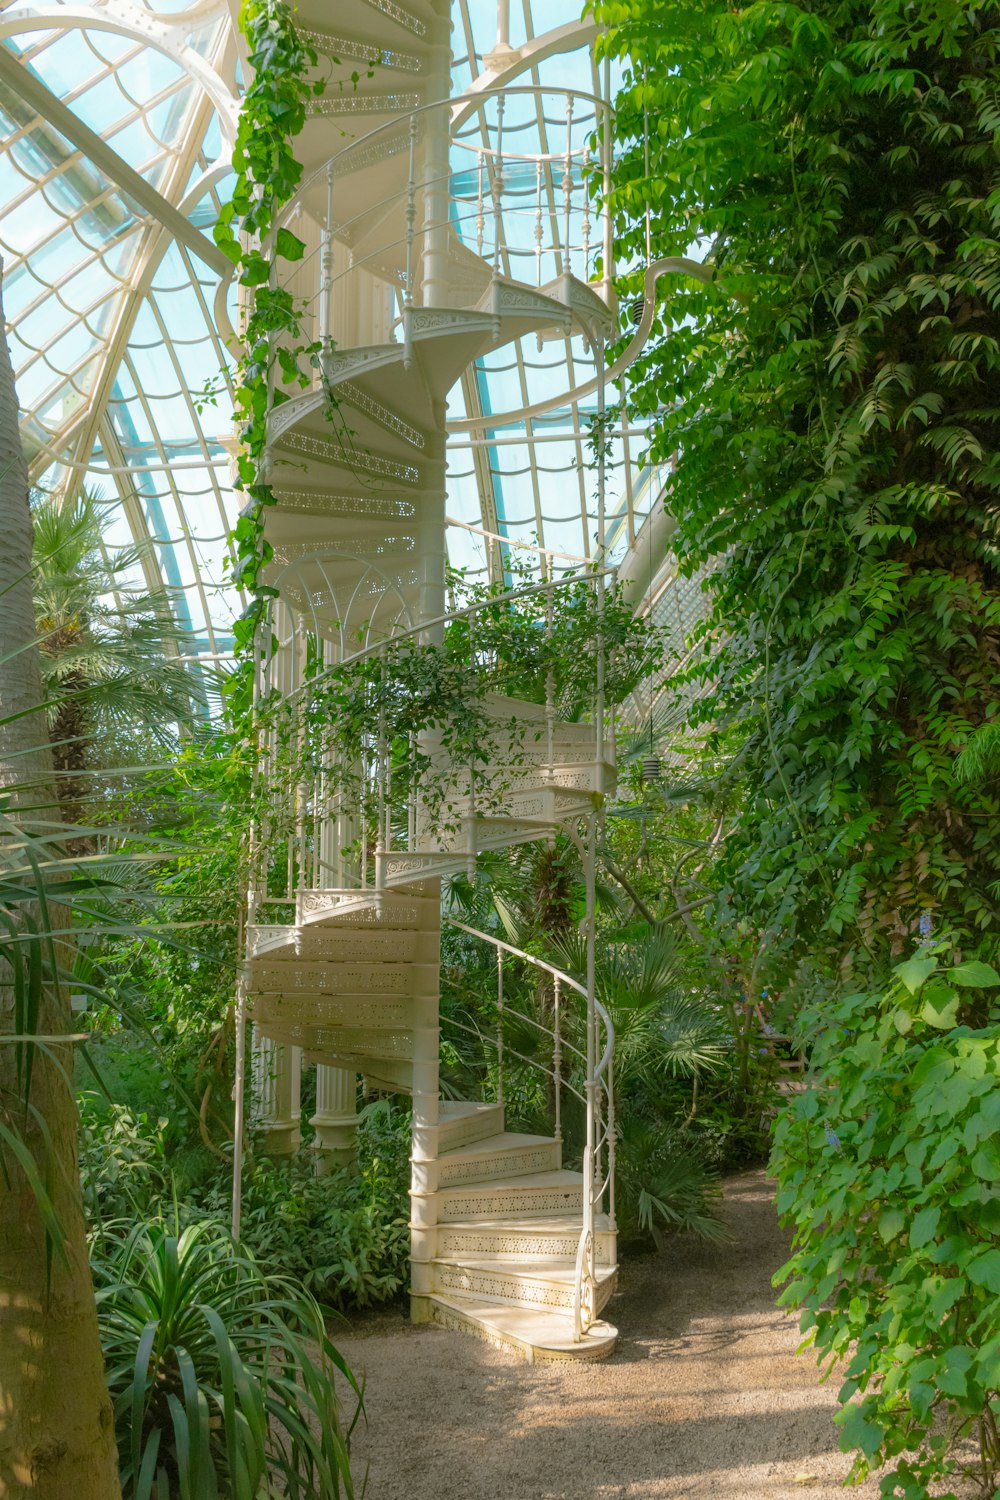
[236,0,621,1361]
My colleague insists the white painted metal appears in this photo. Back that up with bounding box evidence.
[232,0,625,1362]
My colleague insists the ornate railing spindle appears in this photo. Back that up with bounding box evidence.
[491,94,505,290]
[553,972,562,1145]
[375,648,387,893]
[534,156,544,286]
[562,93,574,278]
[475,147,486,261]
[581,142,592,282]
[403,113,418,369]
[466,603,477,882]
[496,946,504,1111]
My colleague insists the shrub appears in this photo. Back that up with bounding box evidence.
[614,1119,728,1248]
[772,947,1000,1499]
[218,1108,410,1311]
[80,1093,413,1313]
[93,1218,359,1498]
[79,1093,171,1225]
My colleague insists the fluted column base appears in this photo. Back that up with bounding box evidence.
[252,1031,302,1159]
[310,1064,359,1175]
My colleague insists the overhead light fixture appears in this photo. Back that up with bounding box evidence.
[641,753,661,784]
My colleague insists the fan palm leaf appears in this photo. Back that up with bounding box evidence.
[31,490,208,803]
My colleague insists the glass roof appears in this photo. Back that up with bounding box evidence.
[445,1,658,584]
[1,0,661,662]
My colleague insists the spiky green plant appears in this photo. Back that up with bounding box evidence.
[93,1218,360,1499]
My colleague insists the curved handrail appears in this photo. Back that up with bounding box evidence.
[447,256,716,432]
[451,22,602,129]
[439,1014,587,1106]
[269,564,619,709]
[445,915,587,1000]
[289,84,611,208]
[444,911,614,1344]
[445,914,615,1071]
[594,996,614,1083]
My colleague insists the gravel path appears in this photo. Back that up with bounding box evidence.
[335,1170,882,1499]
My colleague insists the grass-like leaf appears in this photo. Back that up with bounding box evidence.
[93,1218,360,1498]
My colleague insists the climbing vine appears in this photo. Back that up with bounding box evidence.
[596,4,1000,1493]
[254,567,660,866]
[214,0,324,717]
[595,0,1000,975]
[773,942,1000,1499]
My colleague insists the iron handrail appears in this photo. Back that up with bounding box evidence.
[266,566,619,711]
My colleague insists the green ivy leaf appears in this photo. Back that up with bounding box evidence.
[837,1403,883,1459]
[920,989,959,1029]
[965,1248,1000,1293]
[975,1343,1000,1389]
[895,953,939,994]
[947,961,1000,988]
[938,1346,973,1399]
[276,227,306,261]
[971,1142,1000,1184]
[909,1206,940,1249]
[239,255,271,288]
[878,1207,906,1242]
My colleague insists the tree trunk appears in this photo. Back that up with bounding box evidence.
[0,262,121,1497]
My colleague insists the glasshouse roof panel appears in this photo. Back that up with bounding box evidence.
[0,0,661,656]
[0,0,237,658]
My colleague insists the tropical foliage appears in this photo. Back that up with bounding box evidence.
[440,831,772,1247]
[93,1219,359,1499]
[596,0,1000,1492]
[31,489,204,822]
[595,0,1000,971]
[80,1084,412,1313]
[213,0,323,715]
[774,947,1000,1499]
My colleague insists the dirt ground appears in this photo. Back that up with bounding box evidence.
[335,1170,883,1500]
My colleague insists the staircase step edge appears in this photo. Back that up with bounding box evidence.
[427,1295,618,1363]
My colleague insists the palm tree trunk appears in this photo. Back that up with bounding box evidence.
[0,262,121,1497]
[50,669,92,851]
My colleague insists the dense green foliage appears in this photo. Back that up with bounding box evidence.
[598,0,1000,1492]
[774,949,1000,1497]
[202,1104,411,1311]
[441,828,777,1246]
[597,0,1000,969]
[31,489,203,816]
[259,567,657,860]
[102,736,247,1137]
[81,1090,412,1314]
[93,1219,358,1498]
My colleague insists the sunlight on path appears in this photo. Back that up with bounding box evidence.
[336,1171,881,1500]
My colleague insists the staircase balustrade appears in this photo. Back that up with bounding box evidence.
[248,568,619,914]
[233,3,630,1356]
[258,85,615,416]
[245,567,619,1340]
[443,916,615,1338]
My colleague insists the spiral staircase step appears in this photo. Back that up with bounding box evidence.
[426,1295,618,1364]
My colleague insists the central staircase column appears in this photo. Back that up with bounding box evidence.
[310,1064,359,1174]
[252,1032,301,1158]
[408,887,442,1321]
[419,32,453,309]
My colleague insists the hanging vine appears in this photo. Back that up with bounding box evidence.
[214,0,325,717]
